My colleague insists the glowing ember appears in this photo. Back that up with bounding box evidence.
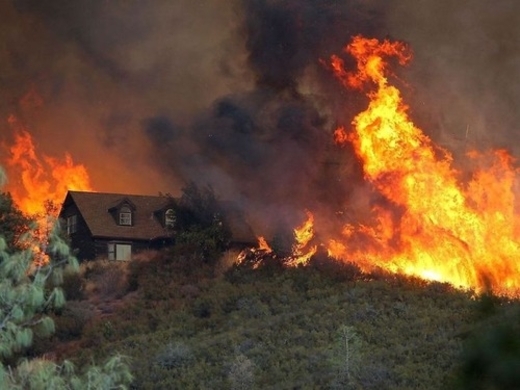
[257,236,273,253]
[328,35,520,296]
[236,236,274,269]
[238,216,317,268]
[4,115,92,216]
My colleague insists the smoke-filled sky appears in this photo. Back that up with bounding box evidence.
[1,0,520,233]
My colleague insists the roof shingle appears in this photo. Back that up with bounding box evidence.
[61,191,256,244]
[64,191,172,240]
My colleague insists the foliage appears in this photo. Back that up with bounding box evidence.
[0,192,32,251]
[174,182,232,261]
[227,352,256,389]
[329,325,362,388]
[1,354,132,389]
[0,175,133,389]
[61,267,86,301]
[9,187,513,390]
[155,341,194,369]
[177,182,223,229]
[83,260,129,299]
[0,222,73,362]
[454,294,520,389]
[60,250,486,389]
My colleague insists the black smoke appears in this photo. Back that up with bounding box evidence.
[142,0,388,233]
[4,0,520,236]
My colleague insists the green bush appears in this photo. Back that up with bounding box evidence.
[54,301,95,341]
[61,267,86,301]
[155,341,194,369]
[52,243,511,389]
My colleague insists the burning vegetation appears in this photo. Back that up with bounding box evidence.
[235,35,520,298]
[4,114,92,217]
[326,36,520,297]
[1,1,520,299]
[4,2,520,388]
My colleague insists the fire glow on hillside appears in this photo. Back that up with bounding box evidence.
[250,36,520,298]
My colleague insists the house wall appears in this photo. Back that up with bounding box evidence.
[61,203,96,260]
[93,239,151,260]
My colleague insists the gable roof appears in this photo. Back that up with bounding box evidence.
[60,191,256,244]
[62,191,172,241]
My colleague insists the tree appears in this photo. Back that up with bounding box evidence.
[0,167,133,389]
[0,192,32,251]
[175,182,232,261]
[329,325,362,389]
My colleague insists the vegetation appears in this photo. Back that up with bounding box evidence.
[0,168,132,389]
[0,192,32,251]
[174,182,232,261]
[3,174,520,388]
[42,243,520,390]
[454,293,520,389]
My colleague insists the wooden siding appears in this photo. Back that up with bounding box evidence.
[61,202,96,260]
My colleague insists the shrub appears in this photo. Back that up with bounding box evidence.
[155,341,194,369]
[61,266,86,301]
[54,301,95,340]
[86,261,129,299]
[227,353,256,390]
[215,249,241,278]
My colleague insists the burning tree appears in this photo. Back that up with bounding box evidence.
[326,35,520,297]
[4,115,92,218]
[0,191,32,251]
[0,167,132,388]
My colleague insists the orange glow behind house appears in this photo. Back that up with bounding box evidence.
[326,36,520,296]
[4,115,92,217]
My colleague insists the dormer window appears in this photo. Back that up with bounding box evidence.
[108,198,136,226]
[164,208,176,229]
[119,206,132,226]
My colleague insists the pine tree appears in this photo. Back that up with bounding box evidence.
[0,167,133,389]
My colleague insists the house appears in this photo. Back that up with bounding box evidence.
[59,190,256,261]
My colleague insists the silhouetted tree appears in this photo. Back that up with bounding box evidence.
[175,182,232,261]
[0,192,32,251]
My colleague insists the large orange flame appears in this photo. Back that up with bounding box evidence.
[3,115,93,265]
[4,115,92,216]
[287,211,317,266]
[328,36,520,296]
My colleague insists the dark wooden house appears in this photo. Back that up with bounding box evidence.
[59,191,255,261]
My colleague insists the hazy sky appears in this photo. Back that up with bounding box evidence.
[1,0,519,232]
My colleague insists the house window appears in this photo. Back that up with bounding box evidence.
[119,206,132,226]
[165,208,176,229]
[66,215,77,235]
[108,242,132,261]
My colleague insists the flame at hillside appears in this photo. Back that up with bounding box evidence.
[4,115,93,216]
[327,36,520,296]
[287,211,317,266]
[238,212,317,268]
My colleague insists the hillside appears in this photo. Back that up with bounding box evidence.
[37,248,520,390]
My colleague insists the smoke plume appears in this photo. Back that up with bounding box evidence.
[1,0,520,234]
